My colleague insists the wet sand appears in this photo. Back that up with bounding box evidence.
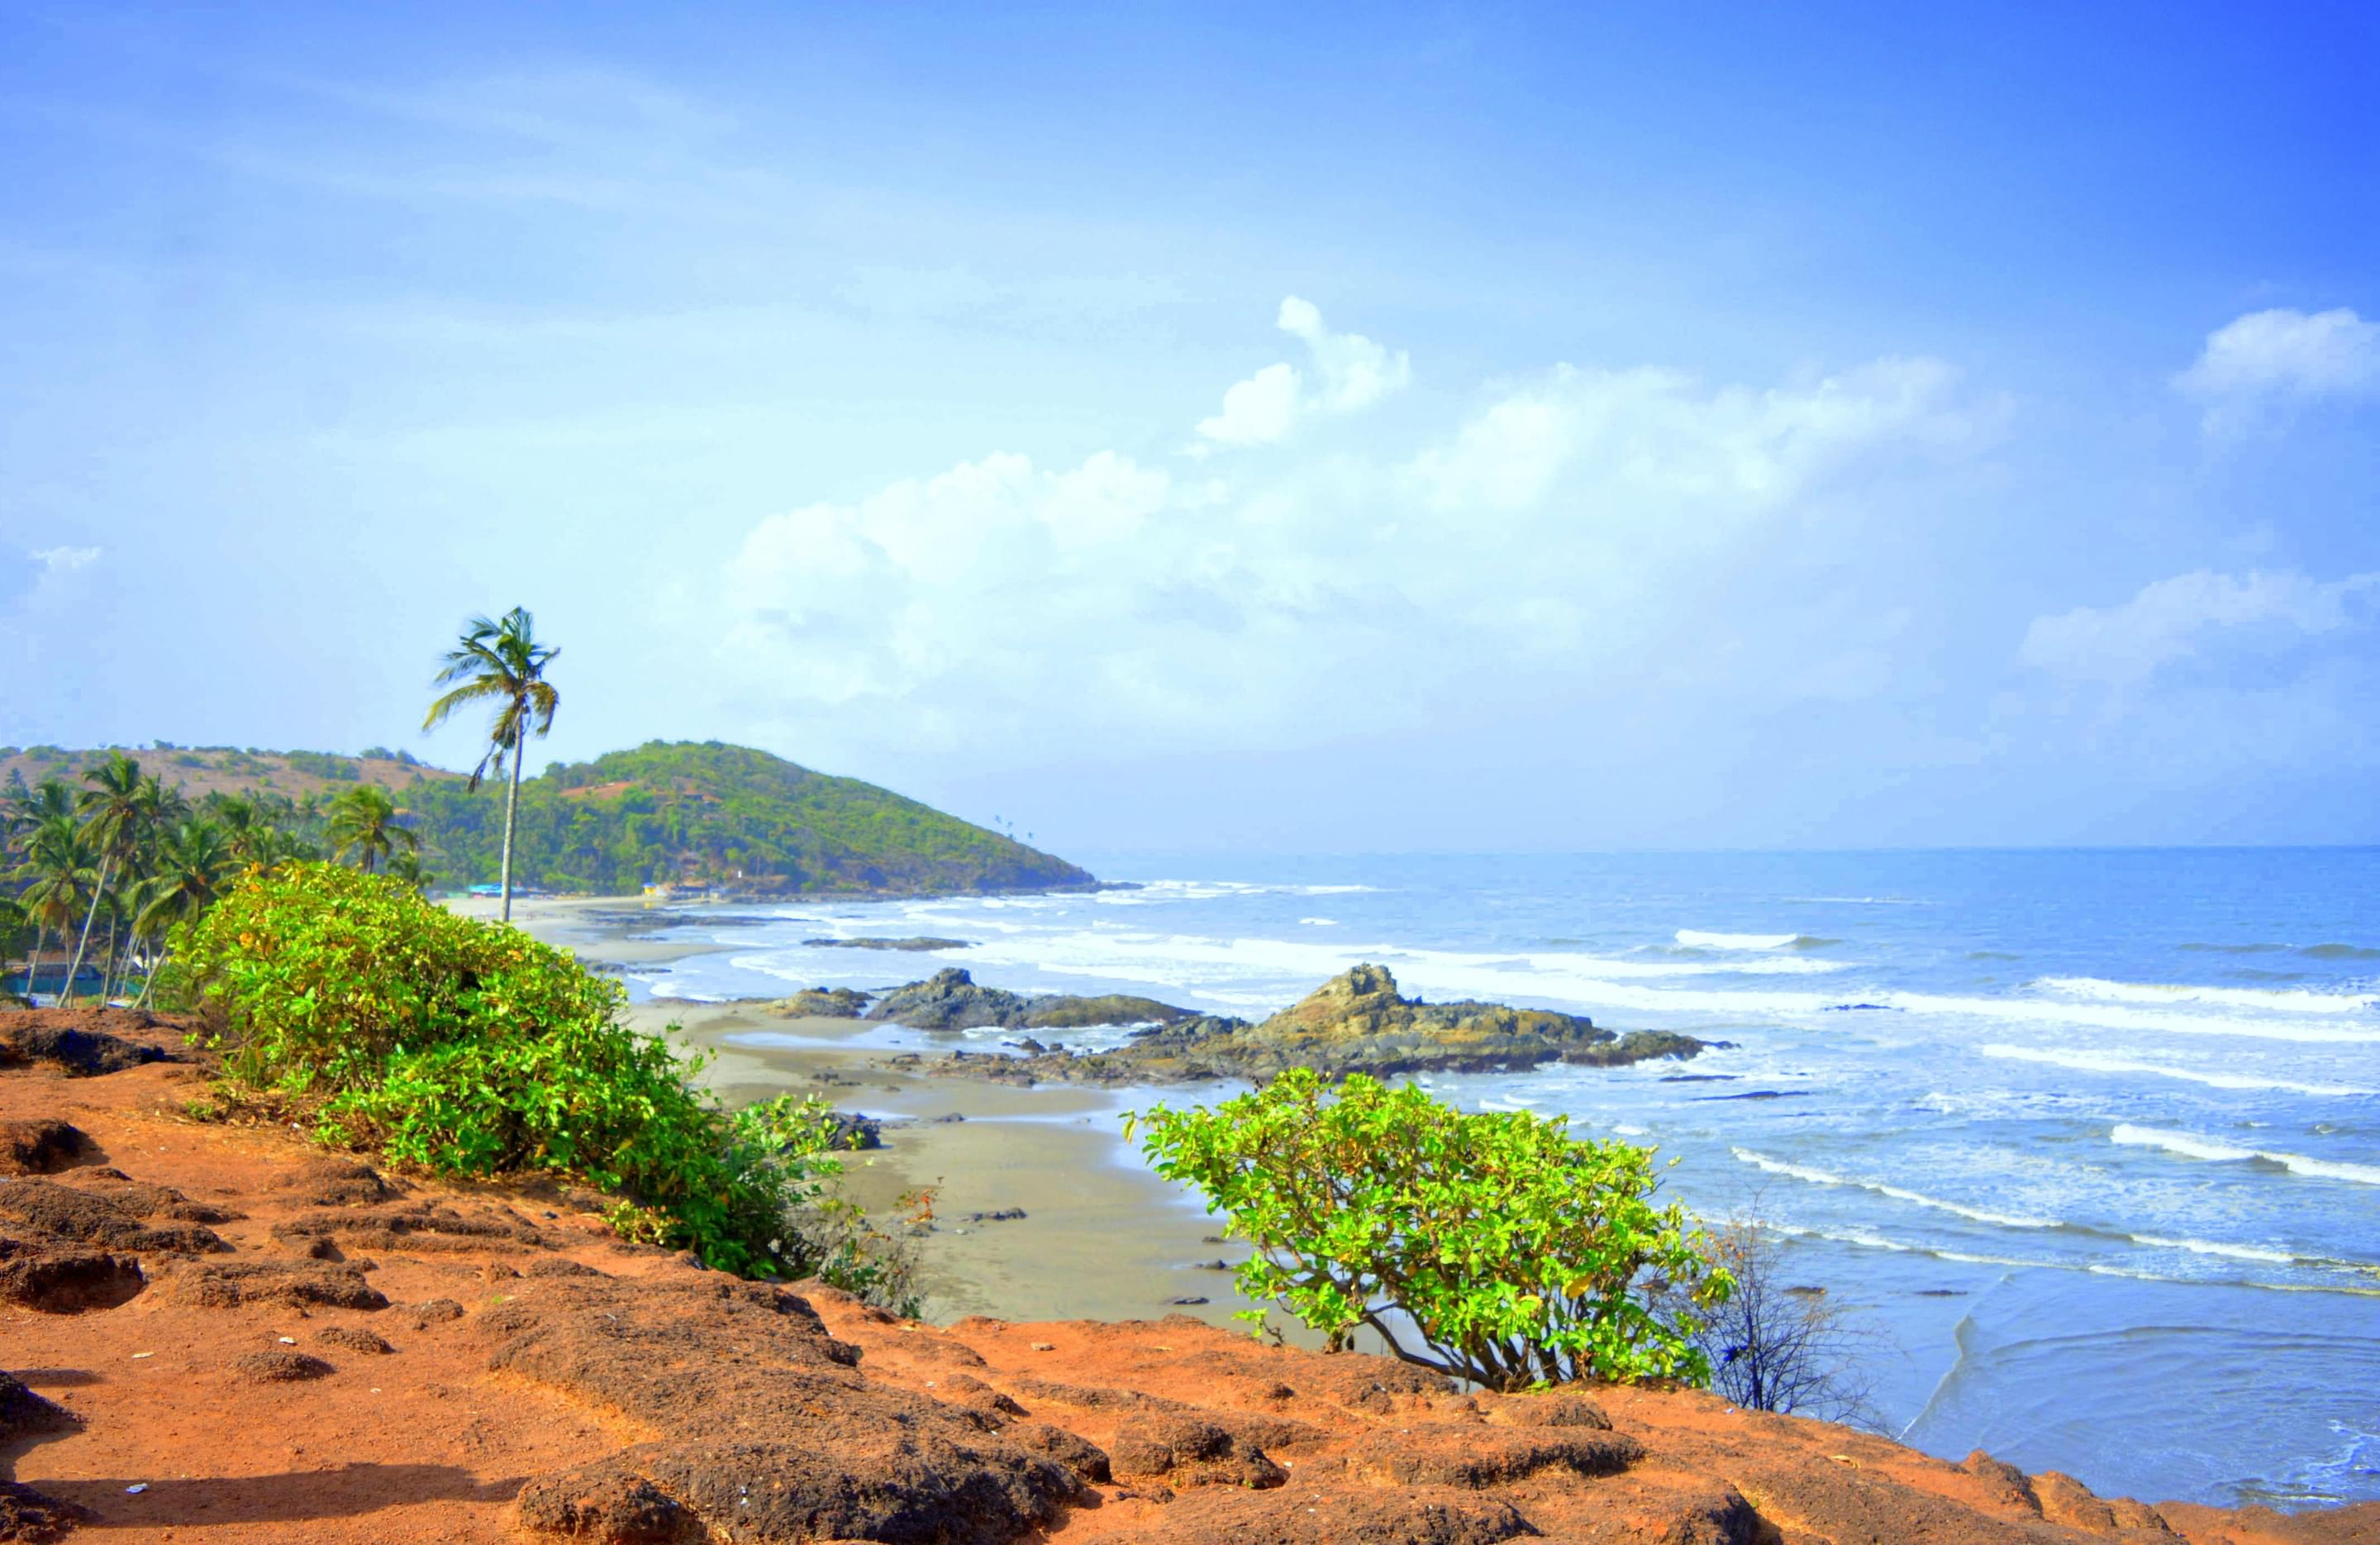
[642,999,1273,1329]
[469,896,1273,1331]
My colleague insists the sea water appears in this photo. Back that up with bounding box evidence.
[638,848,2380,1509]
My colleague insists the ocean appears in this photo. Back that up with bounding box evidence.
[631,848,2380,1510]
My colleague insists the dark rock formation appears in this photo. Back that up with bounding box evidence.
[803,936,973,951]
[908,965,1702,1085]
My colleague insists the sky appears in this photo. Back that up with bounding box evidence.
[2,2,2376,853]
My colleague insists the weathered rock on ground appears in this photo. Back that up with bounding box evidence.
[0,1005,2369,1545]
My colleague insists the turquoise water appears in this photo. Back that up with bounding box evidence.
[644,849,2380,1509]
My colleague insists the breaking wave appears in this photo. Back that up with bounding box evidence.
[1977,1044,2378,1098]
[2110,1126,2380,1186]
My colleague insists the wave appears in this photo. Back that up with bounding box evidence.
[2182,942,2380,961]
[2037,976,2378,1016]
[1783,896,1928,906]
[1089,879,1382,906]
[1297,917,1338,927]
[1731,1149,2063,1229]
[1892,989,2380,1045]
[1977,1045,2378,1097]
[1675,929,1835,951]
[1753,1163,2374,1278]
[2110,1125,2380,1186]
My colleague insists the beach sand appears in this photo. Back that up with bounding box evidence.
[478,894,1275,1333]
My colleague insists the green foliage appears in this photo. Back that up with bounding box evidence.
[406,740,1092,896]
[283,751,362,782]
[1130,1070,1729,1390]
[173,862,910,1295]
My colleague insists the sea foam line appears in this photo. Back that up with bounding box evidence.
[2038,976,2380,1017]
[1730,1149,2062,1229]
[1675,928,1830,951]
[1977,1044,2377,1098]
[2110,1125,2380,1186]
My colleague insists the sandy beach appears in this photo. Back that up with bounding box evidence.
[482,894,1276,1333]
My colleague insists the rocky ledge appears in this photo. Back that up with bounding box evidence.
[0,1005,2362,1544]
[775,964,1702,1085]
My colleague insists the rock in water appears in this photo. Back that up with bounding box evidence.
[925,964,1702,1085]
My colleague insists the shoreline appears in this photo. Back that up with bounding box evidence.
[462,893,1282,1333]
[637,999,1280,1332]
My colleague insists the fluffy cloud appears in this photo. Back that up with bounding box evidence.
[2021,569,2380,686]
[693,304,1984,762]
[1407,357,1969,515]
[2176,308,2378,434]
[31,546,101,573]
[1195,297,1412,446]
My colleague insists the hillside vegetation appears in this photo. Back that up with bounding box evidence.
[408,741,1092,895]
[2,740,1092,897]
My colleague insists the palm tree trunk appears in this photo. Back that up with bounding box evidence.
[101,909,121,1001]
[61,853,113,1007]
[18,924,42,1002]
[501,733,524,923]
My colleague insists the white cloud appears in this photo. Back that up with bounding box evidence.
[31,545,101,573]
[693,338,1983,760]
[1195,362,1305,446]
[2176,308,2379,435]
[2021,569,2380,686]
[1407,356,1970,515]
[1194,297,1412,446]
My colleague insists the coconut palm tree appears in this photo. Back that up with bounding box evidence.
[422,607,559,923]
[98,776,186,999]
[326,784,417,875]
[128,819,236,1007]
[12,814,95,1003]
[0,897,27,1001]
[60,752,150,1004]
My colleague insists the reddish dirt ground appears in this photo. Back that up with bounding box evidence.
[2,1008,2372,1545]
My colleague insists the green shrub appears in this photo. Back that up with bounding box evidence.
[1130,1070,1729,1390]
[173,862,909,1295]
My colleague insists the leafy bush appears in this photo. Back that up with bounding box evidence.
[174,862,910,1295]
[1130,1070,1728,1390]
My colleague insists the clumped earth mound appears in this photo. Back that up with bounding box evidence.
[876,965,1704,1085]
[0,1008,174,1077]
[0,1005,2369,1545]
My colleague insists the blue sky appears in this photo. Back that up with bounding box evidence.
[2,2,2376,851]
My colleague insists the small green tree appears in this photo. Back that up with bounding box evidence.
[1130,1070,1728,1390]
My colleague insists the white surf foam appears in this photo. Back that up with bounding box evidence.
[1978,1044,2376,1097]
[2039,977,2380,1016]
[2111,1125,2380,1186]
[1677,929,1802,950]
[1732,1149,2063,1229]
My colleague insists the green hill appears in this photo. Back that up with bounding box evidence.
[409,742,1094,897]
[1,740,1096,898]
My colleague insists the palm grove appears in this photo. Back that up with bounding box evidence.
[2,608,559,1004]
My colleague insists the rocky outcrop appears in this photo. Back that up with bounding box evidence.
[909,965,1703,1085]
[770,966,1700,1085]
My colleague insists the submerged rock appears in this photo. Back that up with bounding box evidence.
[803,936,974,951]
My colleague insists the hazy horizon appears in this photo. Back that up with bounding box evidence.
[5,4,2375,853]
